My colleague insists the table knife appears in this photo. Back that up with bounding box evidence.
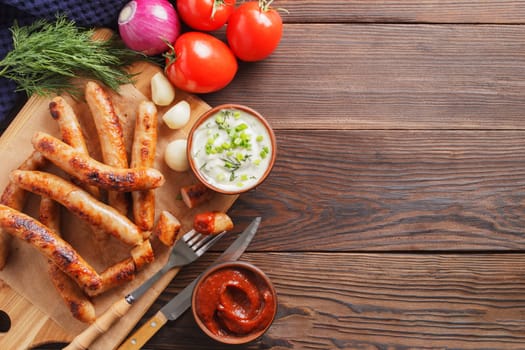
[117,216,261,350]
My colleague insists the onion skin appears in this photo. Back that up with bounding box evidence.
[118,0,181,56]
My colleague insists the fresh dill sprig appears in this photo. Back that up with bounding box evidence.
[0,15,149,97]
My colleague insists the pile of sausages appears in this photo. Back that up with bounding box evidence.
[0,81,232,323]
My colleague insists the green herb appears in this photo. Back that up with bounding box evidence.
[206,109,268,182]
[0,15,148,97]
[221,155,244,181]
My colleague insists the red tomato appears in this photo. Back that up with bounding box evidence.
[177,0,236,31]
[165,32,238,94]
[226,1,283,62]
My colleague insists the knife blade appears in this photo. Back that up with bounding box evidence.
[117,216,261,350]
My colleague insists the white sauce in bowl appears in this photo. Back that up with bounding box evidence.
[190,108,273,192]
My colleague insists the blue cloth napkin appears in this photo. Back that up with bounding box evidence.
[0,0,129,128]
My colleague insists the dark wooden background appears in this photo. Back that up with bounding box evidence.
[38,1,525,349]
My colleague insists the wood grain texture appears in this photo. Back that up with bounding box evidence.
[221,130,525,251]
[123,253,525,350]
[277,1,525,24]
[205,24,525,130]
[6,4,525,349]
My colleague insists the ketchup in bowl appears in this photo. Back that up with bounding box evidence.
[192,261,277,344]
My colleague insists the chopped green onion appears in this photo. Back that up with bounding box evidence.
[235,123,248,132]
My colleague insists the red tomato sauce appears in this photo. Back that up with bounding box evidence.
[194,265,276,337]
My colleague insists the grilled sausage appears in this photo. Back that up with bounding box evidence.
[193,211,234,235]
[32,131,164,192]
[87,239,155,297]
[85,81,129,214]
[131,101,158,234]
[87,257,136,297]
[1,151,47,209]
[0,151,47,270]
[180,183,211,209]
[40,197,96,324]
[50,96,109,245]
[39,197,61,233]
[153,211,181,247]
[48,259,97,323]
[0,204,101,291]
[130,239,154,271]
[10,170,144,246]
[49,96,101,199]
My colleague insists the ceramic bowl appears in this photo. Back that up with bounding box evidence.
[191,261,277,344]
[187,104,276,194]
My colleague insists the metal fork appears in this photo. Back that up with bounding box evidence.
[127,230,226,303]
[63,230,226,350]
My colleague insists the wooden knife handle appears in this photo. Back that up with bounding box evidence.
[117,311,168,350]
[63,297,132,350]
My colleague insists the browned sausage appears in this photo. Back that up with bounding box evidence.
[1,151,47,209]
[193,211,234,235]
[49,96,109,246]
[180,183,211,209]
[39,196,61,233]
[0,204,101,291]
[153,211,181,247]
[85,81,129,214]
[32,131,164,192]
[48,260,97,323]
[87,257,136,297]
[10,170,144,246]
[131,101,158,234]
[49,96,101,199]
[39,197,96,324]
[130,239,154,271]
[87,239,154,297]
[0,151,47,270]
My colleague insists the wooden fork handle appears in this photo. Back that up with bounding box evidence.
[117,311,168,350]
[63,298,132,350]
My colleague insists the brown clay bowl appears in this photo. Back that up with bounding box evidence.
[191,261,277,344]
[187,104,276,194]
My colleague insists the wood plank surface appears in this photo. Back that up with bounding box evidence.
[223,129,525,251]
[205,24,525,130]
[277,1,525,24]
[124,252,525,350]
[6,2,525,349]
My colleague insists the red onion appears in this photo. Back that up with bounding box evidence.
[118,0,181,56]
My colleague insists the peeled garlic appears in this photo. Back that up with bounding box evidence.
[164,139,189,172]
[151,72,175,106]
[163,100,190,129]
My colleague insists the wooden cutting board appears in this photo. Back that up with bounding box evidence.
[0,29,237,349]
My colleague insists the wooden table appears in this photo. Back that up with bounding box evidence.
[35,1,525,349]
